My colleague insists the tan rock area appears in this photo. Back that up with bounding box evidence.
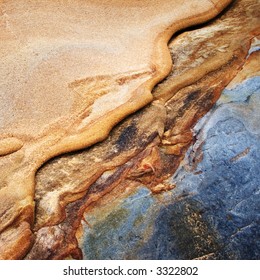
[1,0,254,259]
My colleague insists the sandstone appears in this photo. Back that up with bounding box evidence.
[1,0,259,259]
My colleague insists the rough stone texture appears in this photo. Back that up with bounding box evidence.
[80,56,260,260]
[1,0,259,259]
[79,1,260,260]
[0,0,233,259]
[26,0,260,260]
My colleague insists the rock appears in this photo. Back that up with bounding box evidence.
[77,0,259,260]
[79,41,260,260]
[1,0,259,260]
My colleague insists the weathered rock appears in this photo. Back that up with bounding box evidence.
[1,0,259,260]
[84,63,260,260]
[1,0,233,259]
[22,0,260,260]
[77,1,260,260]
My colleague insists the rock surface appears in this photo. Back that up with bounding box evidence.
[80,67,260,260]
[1,0,259,259]
[78,1,260,260]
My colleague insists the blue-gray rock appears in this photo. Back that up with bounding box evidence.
[81,76,260,260]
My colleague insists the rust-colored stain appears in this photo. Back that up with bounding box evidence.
[0,0,259,259]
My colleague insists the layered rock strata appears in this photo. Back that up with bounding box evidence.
[1,0,259,259]
[79,46,260,260]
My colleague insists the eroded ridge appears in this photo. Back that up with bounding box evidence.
[0,0,232,259]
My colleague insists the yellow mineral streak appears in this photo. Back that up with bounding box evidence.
[0,0,231,259]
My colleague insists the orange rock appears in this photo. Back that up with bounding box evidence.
[0,0,232,259]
